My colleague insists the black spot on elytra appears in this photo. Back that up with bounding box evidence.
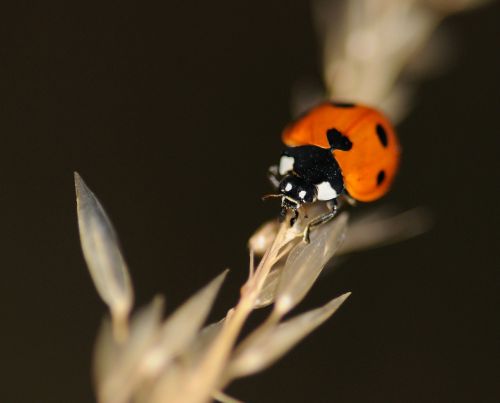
[376,124,388,147]
[327,128,352,151]
[332,101,356,108]
[377,170,386,186]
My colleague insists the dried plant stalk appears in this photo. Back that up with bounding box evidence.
[315,0,491,122]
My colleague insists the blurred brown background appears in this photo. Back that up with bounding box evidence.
[0,1,499,402]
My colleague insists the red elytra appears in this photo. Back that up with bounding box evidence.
[282,102,401,202]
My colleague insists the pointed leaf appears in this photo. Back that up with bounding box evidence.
[338,207,431,255]
[274,213,348,315]
[181,319,225,367]
[254,266,283,309]
[248,220,279,256]
[75,172,133,335]
[228,292,351,379]
[144,270,228,374]
[213,391,243,403]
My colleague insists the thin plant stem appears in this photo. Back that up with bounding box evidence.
[182,221,293,402]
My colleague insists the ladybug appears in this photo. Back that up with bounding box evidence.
[268,101,400,242]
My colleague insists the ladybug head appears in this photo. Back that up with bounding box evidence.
[278,174,317,208]
[275,174,316,225]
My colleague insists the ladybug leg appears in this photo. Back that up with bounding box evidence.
[268,165,280,189]
[290,208,299,227]
[341,194,357,207]
[302,200,338,243]
[279,205,287,222]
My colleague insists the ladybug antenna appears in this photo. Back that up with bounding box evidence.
[261,193,282,201]
[327,128,352,151]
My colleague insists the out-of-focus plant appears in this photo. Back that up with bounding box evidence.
[304,0,490,123]
[75,0,489,402]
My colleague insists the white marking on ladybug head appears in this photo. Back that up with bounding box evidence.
[279,155,295,175]
[284,182,293,192]
[316,181,338,201]
[298,190,307,200]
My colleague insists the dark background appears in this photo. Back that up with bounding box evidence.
[1,1,499,402]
